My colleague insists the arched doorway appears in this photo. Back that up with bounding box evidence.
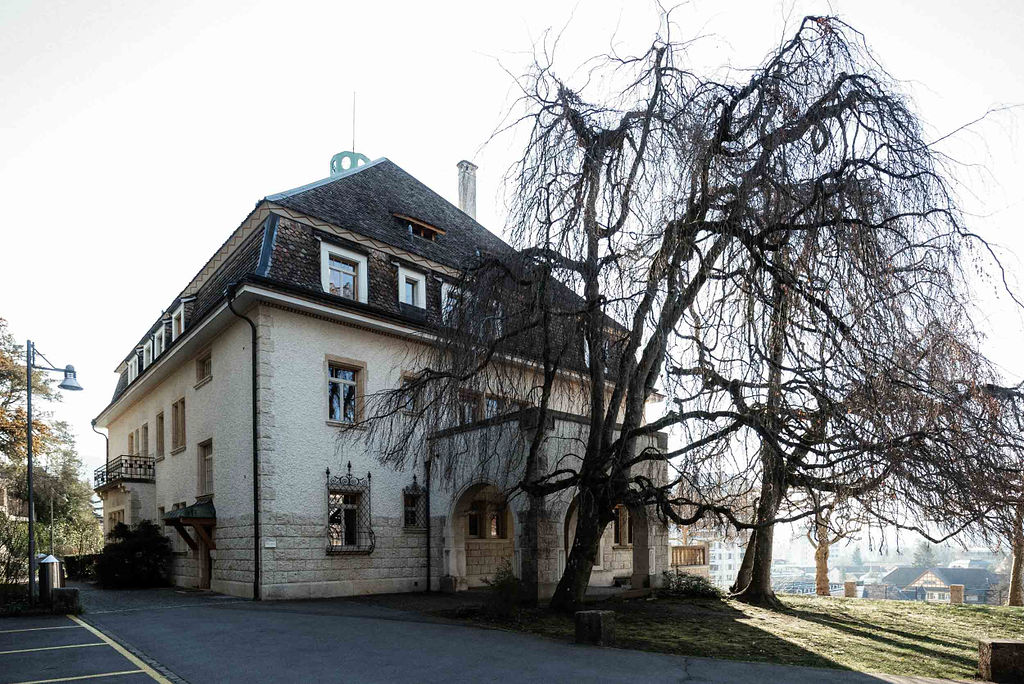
[444,482,515,589]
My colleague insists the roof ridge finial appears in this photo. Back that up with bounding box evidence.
[331,151,370,176]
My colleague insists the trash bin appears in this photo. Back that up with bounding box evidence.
[38,555,62,603]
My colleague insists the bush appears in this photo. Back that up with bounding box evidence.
[95,521,172,588]
[0,512,29,585]
[64,554,99,581]
[660,570,724,599]
[482,560,522,619]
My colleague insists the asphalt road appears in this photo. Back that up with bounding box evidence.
[73,594,966,684]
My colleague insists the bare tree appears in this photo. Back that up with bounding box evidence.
[355,15,1022,610]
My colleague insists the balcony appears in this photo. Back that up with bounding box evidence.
[94,454,156,491]
[671,543,709,568]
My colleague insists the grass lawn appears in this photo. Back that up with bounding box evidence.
[448,594,1024,681]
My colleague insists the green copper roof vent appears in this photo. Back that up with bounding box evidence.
[330,151,370,176]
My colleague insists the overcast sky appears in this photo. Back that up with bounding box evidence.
[3,0,1023,494]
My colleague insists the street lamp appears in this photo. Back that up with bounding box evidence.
[25,340,83,604]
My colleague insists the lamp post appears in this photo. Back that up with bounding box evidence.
[25,339,83,604]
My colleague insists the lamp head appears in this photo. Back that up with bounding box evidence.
[58,365,83,391]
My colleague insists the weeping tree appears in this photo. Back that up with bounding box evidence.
[355,15,1020,610]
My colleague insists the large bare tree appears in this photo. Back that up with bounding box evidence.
[355,15,1022,610]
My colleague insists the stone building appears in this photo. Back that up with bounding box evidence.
[92,153,687,601]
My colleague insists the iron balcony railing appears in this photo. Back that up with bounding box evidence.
[94,454,156,490]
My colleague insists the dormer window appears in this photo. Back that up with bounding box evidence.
[153,328,164,358]
[171,304,185,341]
[143,340,153,368]
[128,356,139,382]
[320,242,368,304]
[394,213,444,243]
[397,266,426,309]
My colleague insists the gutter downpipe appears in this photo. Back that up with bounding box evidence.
[227,282,261,601]
[90,419,109,464]
[425,455,432,593]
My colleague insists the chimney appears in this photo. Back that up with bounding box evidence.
[457,160,478,219]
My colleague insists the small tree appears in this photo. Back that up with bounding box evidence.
[912,541,936,568]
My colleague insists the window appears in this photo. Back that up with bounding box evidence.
[467,501,483,538]
[399,376,419,414]
[196,349,212,385]
[198,440,213,496]
[140,423,149,457]
[467,500,507,539]
[153,328,164,358]
[143,340,153,368]
[397,266,426,309]
[171,502,187,553]
[329,254,359,299]
[483,395,524,420]
[155,412,165,459]
[326,464,374,554]
[108,509,124,528]
[171,398,186,451]
[127,431,135,455]
[320,243,368,304]
[328,363,359,423]
[458,391,480,425]
[171,304,185,341]
[402,477,425,529]
[128,356,138,382]
[613,505,632,546]
[440,283,460,324]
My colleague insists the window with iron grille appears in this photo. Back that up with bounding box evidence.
[326,462,374,554]
[402,476,426,529]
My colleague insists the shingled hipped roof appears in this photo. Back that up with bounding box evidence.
[268,158,511,271]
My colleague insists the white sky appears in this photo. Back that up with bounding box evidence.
[2,0,1023,490]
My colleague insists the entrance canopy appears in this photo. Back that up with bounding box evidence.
[162,496,216,551]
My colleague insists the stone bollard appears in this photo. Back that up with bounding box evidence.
[979,639,1024,682]
[949,584,965,605]
[50,587,81,615]
[575,610,615,646]
[844,581,857,598]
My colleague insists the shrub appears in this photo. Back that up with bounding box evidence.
[482,560,522,619]
[0,512,29,585]
[64,553,100,581]
[660,570,724,599]
[95,520,172,588]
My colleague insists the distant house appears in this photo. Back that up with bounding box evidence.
[905,567,1004,604]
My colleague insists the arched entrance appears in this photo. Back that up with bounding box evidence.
[444,482,516,589]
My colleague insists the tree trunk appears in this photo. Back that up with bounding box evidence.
[1009,504,1024,607]
[549,493,607,612]
[814,522,831,596]
[731,467,784,608]
[731,533,756,594]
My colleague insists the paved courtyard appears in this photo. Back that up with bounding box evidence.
[2,586,970,684]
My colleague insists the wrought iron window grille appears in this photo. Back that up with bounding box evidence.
[402,475,426,529]
[326,462,374,555]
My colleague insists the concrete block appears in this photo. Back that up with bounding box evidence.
[575,610,615,646]
[979,639,1024,682]
[950,584,965,605]
[844,581,857,598]
[50,588,81,615]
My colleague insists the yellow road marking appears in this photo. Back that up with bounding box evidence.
[68,615,171,684]
[0,625,80,634]
[0,643,104,655]
[10,670,144,684]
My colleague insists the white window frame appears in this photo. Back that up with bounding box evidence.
[153,328,164,358]
[320,242,368,304]
[127,356,138,382]
[397,266,426,309]
[143,340,153,368]
[441,282,459,322]
[171,303,185,341]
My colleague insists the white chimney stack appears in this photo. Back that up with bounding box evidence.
[457,160,478,219]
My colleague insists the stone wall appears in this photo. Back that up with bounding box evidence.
[464,539,514,586]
